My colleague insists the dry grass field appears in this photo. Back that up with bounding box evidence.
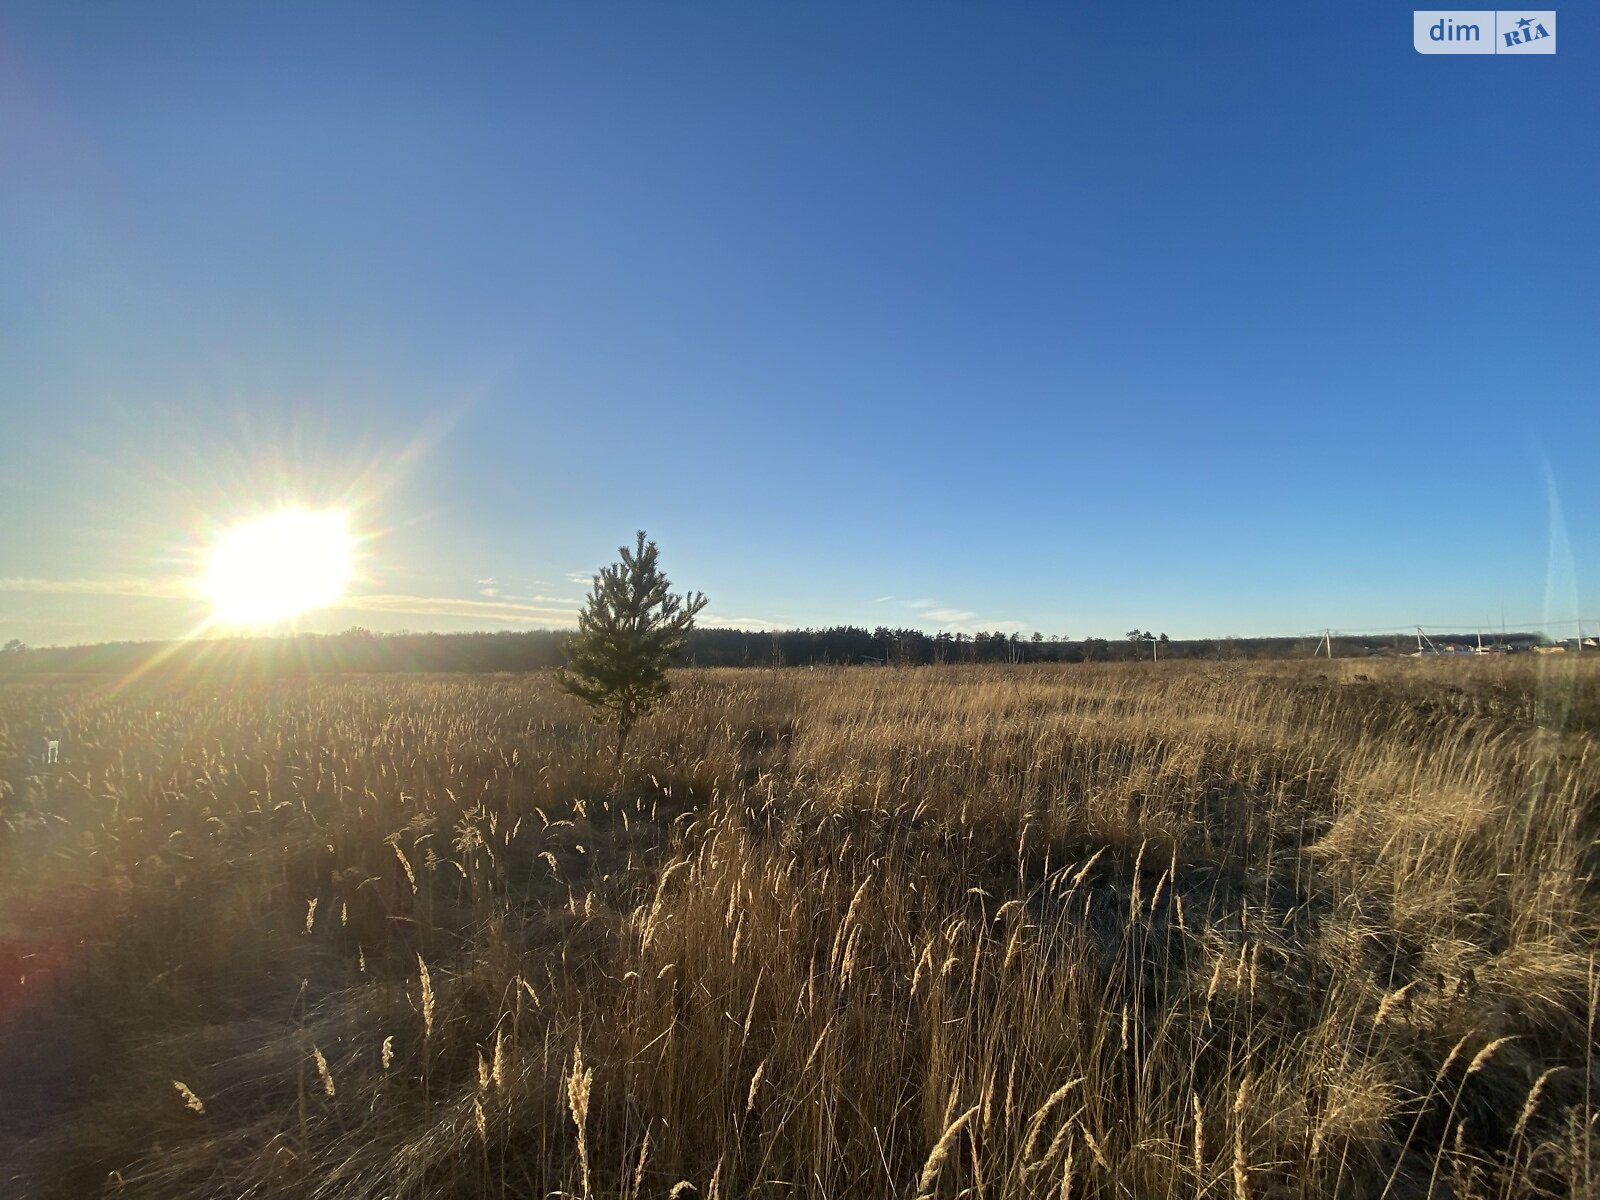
[2,658,1600,1199]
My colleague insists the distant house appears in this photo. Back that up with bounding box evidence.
[1534,644,1568,655]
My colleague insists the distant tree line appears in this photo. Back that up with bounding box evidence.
[0,626,1545,678]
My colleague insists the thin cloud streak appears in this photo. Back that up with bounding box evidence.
[922,607,978,624]
[335,594,582,625]
[701,614,779,631]
[0,575,194,600]
[0,576,587,628]
[0,577,939,637]
[342,597,779,632]
[890,595,1025,636]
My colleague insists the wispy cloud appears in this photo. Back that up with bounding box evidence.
[895,596,1026,635]
[565,571,594,586]
[336,593,581,625]
[0,575,194,600]
[702,613,780,631]
[0,575,785,635]
[873,594,895,603]
[471,575,582,604]
[0,576,584,627]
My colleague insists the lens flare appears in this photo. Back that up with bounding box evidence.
[204,509,354,625]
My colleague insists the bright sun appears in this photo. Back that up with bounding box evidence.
[204,509,355,625]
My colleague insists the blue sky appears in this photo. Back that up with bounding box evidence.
[1,3,1595,644]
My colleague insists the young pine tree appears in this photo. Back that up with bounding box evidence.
[557,531,707,764]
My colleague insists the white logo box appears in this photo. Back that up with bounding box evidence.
[1414,10,1556,54]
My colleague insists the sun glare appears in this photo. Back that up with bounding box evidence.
[204,509,355,625]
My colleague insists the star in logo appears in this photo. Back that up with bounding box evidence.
[1517,16,1533,29]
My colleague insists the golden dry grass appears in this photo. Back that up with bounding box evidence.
[1,656,1599,1198]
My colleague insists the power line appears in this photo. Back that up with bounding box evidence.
[1276,616,1596,639]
